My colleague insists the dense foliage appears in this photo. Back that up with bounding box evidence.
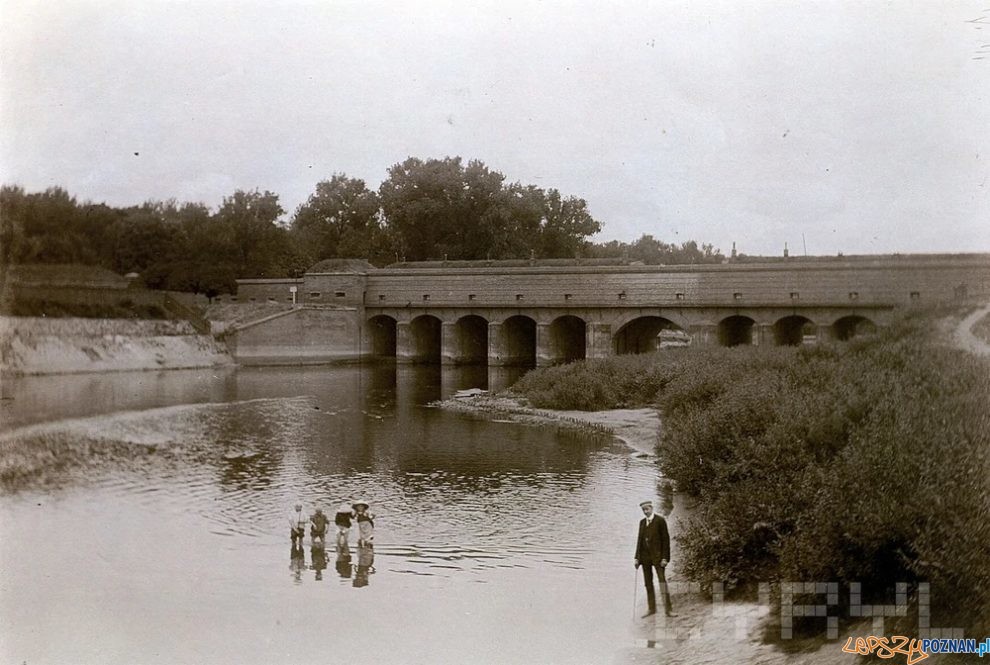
[0,186,303,298]
[513,312,990,634]
[2,156,723,297]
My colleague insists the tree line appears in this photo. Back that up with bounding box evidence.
[1,156,723,298]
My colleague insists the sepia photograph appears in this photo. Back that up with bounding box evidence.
[1,1,988,663]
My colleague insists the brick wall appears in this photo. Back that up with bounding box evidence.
[226,307,362,364]
[233,279,303,304]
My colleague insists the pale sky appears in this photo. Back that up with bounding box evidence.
[2,0,988,256]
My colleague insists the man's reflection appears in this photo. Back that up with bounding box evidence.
[353,544,375,588]
[335,542,353,579]
[311,542,328,581]
[289,544,305,583]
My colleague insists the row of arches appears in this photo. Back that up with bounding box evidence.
[367,313,878,364]
[369,314,587,365]
[718,314,877,347]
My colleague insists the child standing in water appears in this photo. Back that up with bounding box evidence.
[353,500,375,547]
[288,503,307,548]
[335,501,355,548]
[310,506,329,547]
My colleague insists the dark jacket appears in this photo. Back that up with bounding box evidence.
[635,514,671,565]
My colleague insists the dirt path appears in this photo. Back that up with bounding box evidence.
[953,303,990,356]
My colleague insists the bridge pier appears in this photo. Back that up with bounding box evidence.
[488,322,507,366]
[395,321,416,363]
[755,323,773,347]
[586,323,611,359]
[441,322,457,365]
[688,324,717,346]
[536,324,553,367]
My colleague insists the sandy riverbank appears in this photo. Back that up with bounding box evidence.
[440,394,661,455]
[0,316,233,376]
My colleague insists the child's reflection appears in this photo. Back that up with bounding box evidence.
[353,544,375,588]
[335,542,353,579]
[311,542,327,581]
[289,544,305,584]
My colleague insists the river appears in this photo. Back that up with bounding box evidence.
[0,364,662,665]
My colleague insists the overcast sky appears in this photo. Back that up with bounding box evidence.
[1,0,988,256]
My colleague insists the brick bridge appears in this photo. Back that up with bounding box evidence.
[229,254,990,366]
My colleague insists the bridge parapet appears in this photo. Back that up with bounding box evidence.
[359,255,989,311]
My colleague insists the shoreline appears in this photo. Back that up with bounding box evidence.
[438,392,872,665]
[438,394,661,457]
[1,316,232,376]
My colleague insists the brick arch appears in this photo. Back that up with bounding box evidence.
[491,315,537,366]
[717,315,756,347]
[613,315,686,354]
[831,315,877,341]
[453,314,489,364]
[409,314,442,363]
[367,314,397,357]
[547,315,587,363]
[773,315,816,346]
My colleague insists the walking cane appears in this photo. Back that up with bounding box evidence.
[632,566,638,620]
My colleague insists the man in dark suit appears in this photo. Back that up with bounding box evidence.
[635,499,675,617]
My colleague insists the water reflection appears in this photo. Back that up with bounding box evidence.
[353,545,375,588]
[335,542,353,579]
[289,545,305,584]
[0,362,533,433]
[310,544,328,581]
[0,367,239,432]
[1,363,661,664]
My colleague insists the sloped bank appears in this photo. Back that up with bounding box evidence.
[0,316,232,375]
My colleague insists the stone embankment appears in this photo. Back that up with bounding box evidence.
[0,317,232,375]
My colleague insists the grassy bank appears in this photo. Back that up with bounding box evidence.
[3,298,168,319]
[513,310,990,635]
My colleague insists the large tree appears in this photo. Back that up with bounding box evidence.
[291,175,384,264]
[538,188,602,258]
[212,189,285,272]
[378,156,602,261]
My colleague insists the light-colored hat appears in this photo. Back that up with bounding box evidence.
[352,499,370,510]
[639,500,653,508]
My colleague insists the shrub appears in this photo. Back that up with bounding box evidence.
[513,308,990,634]
[662,313,990,634]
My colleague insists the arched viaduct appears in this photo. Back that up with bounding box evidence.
[228,254,989,366]
[362,306,882,366]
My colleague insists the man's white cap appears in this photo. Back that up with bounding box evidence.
[639,500,653,508]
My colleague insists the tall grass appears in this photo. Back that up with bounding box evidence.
[512,311,990,634]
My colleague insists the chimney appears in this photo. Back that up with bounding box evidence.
[783,242,789,258]
[731,242,737,259]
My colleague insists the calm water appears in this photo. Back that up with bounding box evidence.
[0,364,661,665]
